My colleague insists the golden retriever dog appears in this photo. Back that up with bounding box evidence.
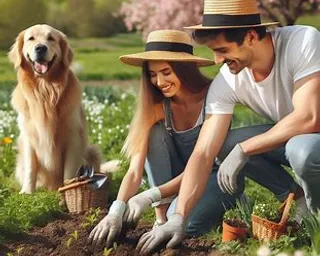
[8,24,115,193]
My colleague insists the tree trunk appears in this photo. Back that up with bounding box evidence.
[258,0,319,26]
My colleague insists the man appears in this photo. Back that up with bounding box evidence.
[136,0,320,254]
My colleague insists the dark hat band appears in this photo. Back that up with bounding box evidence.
[145,42,193,55]
[203,13,261,27]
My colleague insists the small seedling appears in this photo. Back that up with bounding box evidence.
[81,207,101,228]
[102,247,113,256]
[65,237,73,249]
[6,247,24,256]
[102,242,118,256]
[65,230,79,249]
[71,230,79,241]
[16,247,24,256]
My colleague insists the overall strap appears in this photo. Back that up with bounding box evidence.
[163,98,174,132]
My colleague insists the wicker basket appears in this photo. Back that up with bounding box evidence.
[251,193,295,241]
[58,174,109,214]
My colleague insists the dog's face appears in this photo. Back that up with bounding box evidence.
[9,24,73,76]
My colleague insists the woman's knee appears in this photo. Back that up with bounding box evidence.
[148,122,168,148]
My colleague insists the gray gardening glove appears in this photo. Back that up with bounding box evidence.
[123,187,161,229]
[88,200,126,248]
[217,144,249,194]
[136,213,185,255]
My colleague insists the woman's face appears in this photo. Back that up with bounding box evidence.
[148,61,181,97]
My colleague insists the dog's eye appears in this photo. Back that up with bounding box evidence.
[48,35,55,41]
[28,36,35,41]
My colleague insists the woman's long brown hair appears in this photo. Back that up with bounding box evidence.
[121,61,212,158]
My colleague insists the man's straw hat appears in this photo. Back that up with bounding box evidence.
[185,0,279,30]
[119,30,214,67]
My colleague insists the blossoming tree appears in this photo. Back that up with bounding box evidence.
[119,0,319,38]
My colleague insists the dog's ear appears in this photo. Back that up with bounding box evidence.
[8,30,25,68]
[59,32,73,67]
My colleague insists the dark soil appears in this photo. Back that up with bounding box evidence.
[224,219,247,229]
[0,209,225,256]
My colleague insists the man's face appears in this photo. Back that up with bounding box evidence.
[206,32,254,74]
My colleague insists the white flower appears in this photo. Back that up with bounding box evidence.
[294,251,305,256]
[121,93,127,100]
[275,253,289,256]
[257,245,271,256]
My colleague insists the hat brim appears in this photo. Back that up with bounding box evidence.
[184,21,279,30]
[119,51,214,67]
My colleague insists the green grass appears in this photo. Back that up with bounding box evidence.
[0,32,218,83]
[297,14,320,29]
[1,11,319,83]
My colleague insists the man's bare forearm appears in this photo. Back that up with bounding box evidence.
[175,114,232,218]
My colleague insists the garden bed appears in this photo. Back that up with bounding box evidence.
[1,209,225,256]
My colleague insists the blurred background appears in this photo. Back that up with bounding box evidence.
[0,0,319,84]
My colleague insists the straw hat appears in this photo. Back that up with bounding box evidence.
[185,0,279,30]
[119,30,214,67]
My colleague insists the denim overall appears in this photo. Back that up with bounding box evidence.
[144,98,243,236]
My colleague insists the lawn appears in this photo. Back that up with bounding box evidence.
[1,14,319,84]
[0,83,315,256]
[0,32,219,83]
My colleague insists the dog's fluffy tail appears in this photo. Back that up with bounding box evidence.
[86,145,121,174]
[100,159,121,174]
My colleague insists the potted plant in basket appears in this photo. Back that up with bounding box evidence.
[251,193,295,241]
[222,196,254,242]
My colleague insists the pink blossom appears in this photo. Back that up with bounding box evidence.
[119,0,319,38]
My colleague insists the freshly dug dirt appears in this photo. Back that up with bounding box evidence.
[0,210,226,256]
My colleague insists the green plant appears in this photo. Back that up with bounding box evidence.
[81,207,101,228]
[235,196,254,231]
[0,191,62,236]
[223,207,242,221]
[217,240,242,254]
[65,230,79,249]
[252,202,282,222]
[266,235,297,255]
[5,247,24,256]
[103,242,118,256]
[303,211,320,254]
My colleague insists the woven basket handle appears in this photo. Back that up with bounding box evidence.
[279,193,295,226]
[58,179,90,192]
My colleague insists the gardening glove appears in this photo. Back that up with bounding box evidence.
[88,200,126,248]
[136,213,185,255]
[217,144,249,195]
[123,187,161,229]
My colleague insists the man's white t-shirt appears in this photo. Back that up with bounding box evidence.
[205,25,320,122]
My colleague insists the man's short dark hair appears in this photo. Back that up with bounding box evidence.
[192,27,267,45]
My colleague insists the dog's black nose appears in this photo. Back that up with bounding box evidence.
[35,44,47,55]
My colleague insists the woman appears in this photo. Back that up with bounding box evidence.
[88,29,243,248]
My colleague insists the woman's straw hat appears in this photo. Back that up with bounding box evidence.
[185,0,279,30]
[119,30,214,67]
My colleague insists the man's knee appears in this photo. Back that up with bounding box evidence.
[286,136,319,178]
[219,125,273,160]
